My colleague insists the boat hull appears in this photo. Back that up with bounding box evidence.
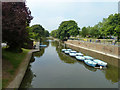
[39,45,47,47]
[62,49,66,52]
[84,60,97,67]
[69,53,76,57]
[76,56,85,61]
[76,53,83,56]
[84,56,94,60]
[93,59,107,67]
[64,51,70,54]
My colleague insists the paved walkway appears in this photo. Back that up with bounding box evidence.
[7,43,39,88]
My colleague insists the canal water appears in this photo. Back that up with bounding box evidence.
[20,40,119,88]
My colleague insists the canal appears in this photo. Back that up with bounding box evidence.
[20,40,119,88]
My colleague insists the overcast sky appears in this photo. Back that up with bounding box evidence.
[26,0,119,32]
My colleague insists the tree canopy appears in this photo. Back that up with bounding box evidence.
[80,13,120,40]
[2,2,33,51]
[28,24,49,40]
[50,30,58,38]
[57,20,80,40]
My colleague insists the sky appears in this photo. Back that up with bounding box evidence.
[26,0,119,32]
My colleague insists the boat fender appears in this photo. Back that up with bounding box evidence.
[100,66,102,69]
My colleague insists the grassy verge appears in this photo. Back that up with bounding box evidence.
[2,48,30,88]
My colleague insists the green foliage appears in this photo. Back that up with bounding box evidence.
[50,13,120,40]
[50,30,58,38]
[2,2,33,51]
[2,79,8,88]
[28,24,49,40]
[80,13,120,40]
[89,25,101,38]
[57,20,80,40]
[79,30,82,36]
[114,25,120,40]
[81,27,89,37]
[30,24,45,40]
[44,30,50,37]
[99,13,120,40]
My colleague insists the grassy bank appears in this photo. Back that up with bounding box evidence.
[2,48,30,88]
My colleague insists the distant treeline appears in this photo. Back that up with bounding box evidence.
[51,13,120,41]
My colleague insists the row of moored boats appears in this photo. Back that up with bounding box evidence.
[62,49,107,68]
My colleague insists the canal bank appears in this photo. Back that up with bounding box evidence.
[64,40,119,67]
[6,42,39,88]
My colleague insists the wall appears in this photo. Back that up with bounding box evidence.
[65,40,120,67]
[65,40,120,59]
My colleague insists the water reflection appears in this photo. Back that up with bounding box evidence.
[20,40,119,88]
[82,62,97,72]
[33,40,49,58]
[52,41,97,71]
[58,52,77,64]
[20,57,36,88]
[66,42,119,83]
[103,65,119,83]
[33,48,45,57]
[51,41,77,64]
[52,40,119,83]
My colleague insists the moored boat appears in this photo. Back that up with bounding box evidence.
[62,49,66,52]
[69,51,77,57]
[64,50,70,54]
[75,56,85,61]
[93,59,107,67]
[84,56,94,60]
[64,49,72,54]
[84,60,97,67]
[76,53,83,56]
[39,45,47,47]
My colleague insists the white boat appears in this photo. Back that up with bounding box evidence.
[70,51,77,53]
[64,50,70,54]
[84,56,94,60]
[66,49,72,51]
[62,49,66,52]
[76,52,83,56]
[93,59,107,67]
[75,56,85,61]
[84,60,97,67]
[39,45,47,47]
[64,49,72,54]
[69,51,77,57]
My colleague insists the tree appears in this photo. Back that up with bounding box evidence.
[114,25,120,41]
[58,20,80,40]
[99,13,120,39]
[44,30,49,37]
[30,24,45,42]
[89,25,101,38]
[50,30,58,38]
[2,2,33,52]
[81,27,89,37]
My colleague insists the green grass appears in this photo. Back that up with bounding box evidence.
[2,48,30,88]
[2,48,30,69]
[2,79,8,88]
